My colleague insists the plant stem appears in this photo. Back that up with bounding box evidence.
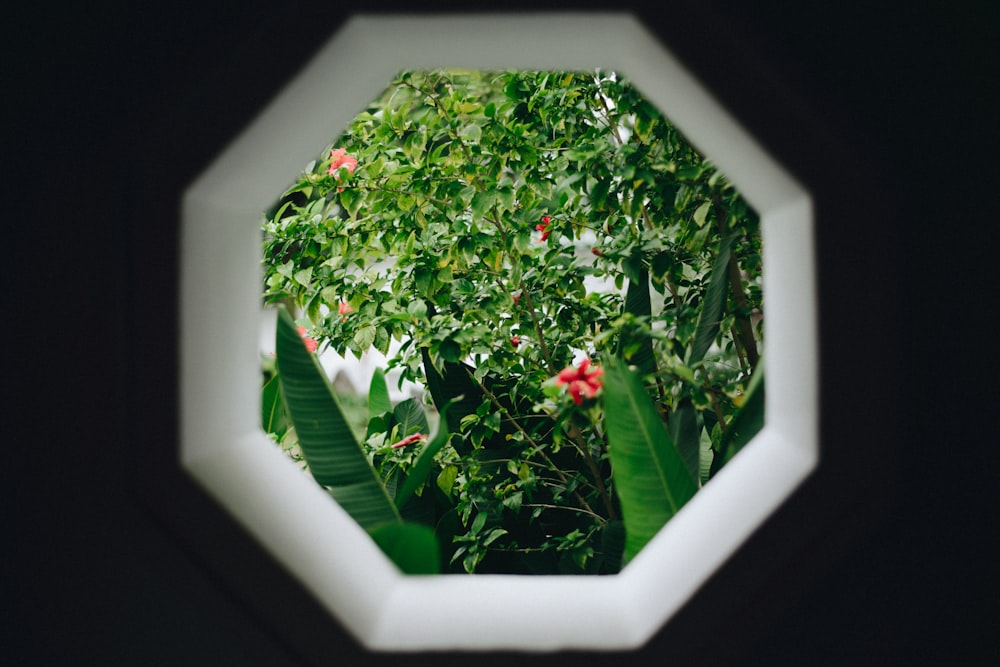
[562,421,618,521]
[464,367,599,518]
[518,285,557,372]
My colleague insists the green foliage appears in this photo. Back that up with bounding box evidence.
[275,306,400,529]
[271,307,440,573]
[260,69,764,574]
[603,358,698,564]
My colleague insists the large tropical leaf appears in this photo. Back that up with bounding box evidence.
[618,266,656,377]
[599,519,626,574]
[420,349,481,453]
[668,397,702,486]
[275,306,400,530]
[368,522,441,575]
[261,374,287,439]
[603,357,699,564]
[688,232,736,365]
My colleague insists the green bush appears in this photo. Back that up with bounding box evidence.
[261,69,763,574]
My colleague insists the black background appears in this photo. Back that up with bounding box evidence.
[4,1,998,664]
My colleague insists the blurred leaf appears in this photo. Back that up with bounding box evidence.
[693,201,711,227]
[368,522,441,574]
[600,520,625,574]
[668,397,702,486]
[261,374,287,439]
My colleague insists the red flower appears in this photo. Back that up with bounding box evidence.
[391,433,425,449]
[338,301,353,316]
[555,358,604,405]
[510,335,520,347]
[512,292,521,305]
[296,326,318,354]
[326,148,358,177]
[536,215,551,242]
[591,247,602,256]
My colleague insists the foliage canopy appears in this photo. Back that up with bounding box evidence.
[261,69,763,574]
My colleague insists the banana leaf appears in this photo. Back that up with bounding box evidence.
[688,232,736,366]
[275,306,400,530]
[261,374,287,439]
[420,350,481,454]
[617,266,657,377]
[668,397,702,486]
[368,522,441,575]
[603,357,698,564]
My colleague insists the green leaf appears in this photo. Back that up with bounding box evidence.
[459,123,481,143]
[293,267,312,287]
[471,190,495,221]
[395,399,458,509]
[590,178,611,211]
[693,200,711,227]
[261,374,287,438]
[368,522,441,574]
[712,363,765,476]
[668,397,701,486]
[392,398,429,439]
[600,520,625,574]
[438,338,462,363]
[420,351,482,454]
[353,325,376,351]
[275,306,400,529]
[603,357,698,564]
[339,188,361,217]
[618,267,656,377]
[689,233,736,365]
[367,368,392,422]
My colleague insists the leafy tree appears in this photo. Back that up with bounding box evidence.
[261,69,763,574]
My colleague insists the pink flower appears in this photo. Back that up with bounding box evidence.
[338,301,353,316]
[510,335,520,347]
[391,433,425,449]
[555,358,604,405]
[326,148,358,177]
[296,326,318,354]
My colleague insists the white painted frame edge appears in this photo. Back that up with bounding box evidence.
[179,13,817,652]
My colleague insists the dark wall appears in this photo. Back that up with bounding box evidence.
[5,2,997,664]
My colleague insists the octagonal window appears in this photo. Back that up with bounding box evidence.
[180,13,816,651]
[259,68,764,576]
